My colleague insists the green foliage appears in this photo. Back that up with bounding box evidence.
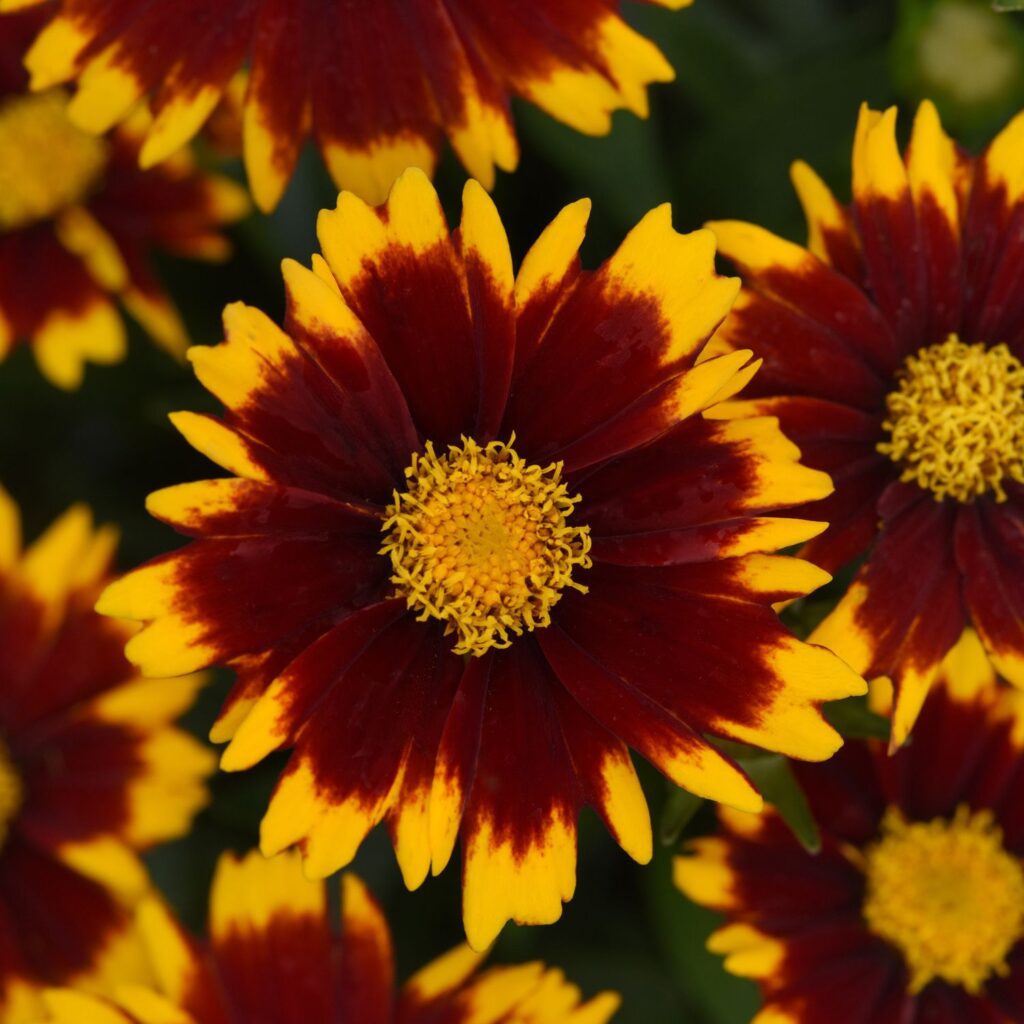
[740,754,822,854]
[826,696,893,742]
[660,785,705,848]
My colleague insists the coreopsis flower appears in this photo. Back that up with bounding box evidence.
[9,0,691,211]
[96,168,865,949]
[0,9,248,390]
[36,848,621,1024]
[676,630,1024,1022]
[706,100,1024,746]
[0,487,214,1020]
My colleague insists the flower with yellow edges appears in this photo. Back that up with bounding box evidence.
[7,0,691,211]
[676,629,1024,1022]
[96,168,865,949]
[0,487,214,1021]
[706,100,1024,748]
[0,9,248,389]
[35,848,621,1024]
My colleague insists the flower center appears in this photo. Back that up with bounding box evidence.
[381,437,592,657]
[0,739,23,850]
[862,806,1024,994]
[877,335,1024,503]
[0,91,107,232]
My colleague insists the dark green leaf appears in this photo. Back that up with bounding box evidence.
[659,785,704,847]
[825,696,892,741]
[741,755,822,854]
[645,845,760,1024]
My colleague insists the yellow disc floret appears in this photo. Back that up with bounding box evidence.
[862,805,1024,994]
[0,739,22,849]
[0,91,107,232]
[381,436,592,657]
[878,335,1024,503]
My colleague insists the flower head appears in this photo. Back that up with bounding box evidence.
[97,169,865,949]
[0,487,214,1018]
[10,0,691,210]
[676,629,1024,1021]
[706,101,1024,745]
[0,8,248,389]
[380,436,593,656]
[36,848,621,1024]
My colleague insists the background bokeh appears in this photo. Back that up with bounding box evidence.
[2,1,1020,1019]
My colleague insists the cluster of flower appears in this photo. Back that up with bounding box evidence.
[0,2,1023,1022]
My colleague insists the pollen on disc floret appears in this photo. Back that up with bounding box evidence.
[380,436,592,657]
[0,91,107,231]
[878,334,1024,503]
[862,805,1024,994]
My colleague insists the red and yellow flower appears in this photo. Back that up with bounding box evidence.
[8,0,690,211]
[676,629,1024,1023]
[0,488,214,1021]
[0,8,248,390]
[96,169,865,948]
[36,848,621,1024]
[707,101,1024,746]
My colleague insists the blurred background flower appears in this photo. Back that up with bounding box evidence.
[893,0,1024,133]
[10,0,691,210]
[0,490,213,1021]
[677,631,1024,1022]
[0,9,248,390]
[37,850,621,1024]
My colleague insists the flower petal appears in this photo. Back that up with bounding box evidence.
[317,170,481,441]
[554,563,864,763]
[337,875,394,1024]
[886,630,1007,825]
[459,180,515,438]
[98,523,385,678]
[484,4,674,136]
[430,656,489,879]
[714,395,891,574]
[708,219,900,377]
[538,623,762,812]
[20,707,212,857]
[552,349,762,474]
[907,100,964,342]
[137,898,226,1023]
[0,839,148,994]
[311,3,439,205]
[549,683,653,865]
[508,209,739,460]
[813,484,965,747]
[513,198,590,376]
[710,288,888,409]
[37,992,133,1024]
[578,415,833,540]
[187,300,404,502]
[221,600,405,772]
[242,0,308,212]
[956,496,1024,690]
[146,479,379,541]
[460,642,580,950]
[851,104,927,350]
[400,944,487,1015]
[790,159,863,281]
[208,849,334,1023]
[259,619,456,885]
